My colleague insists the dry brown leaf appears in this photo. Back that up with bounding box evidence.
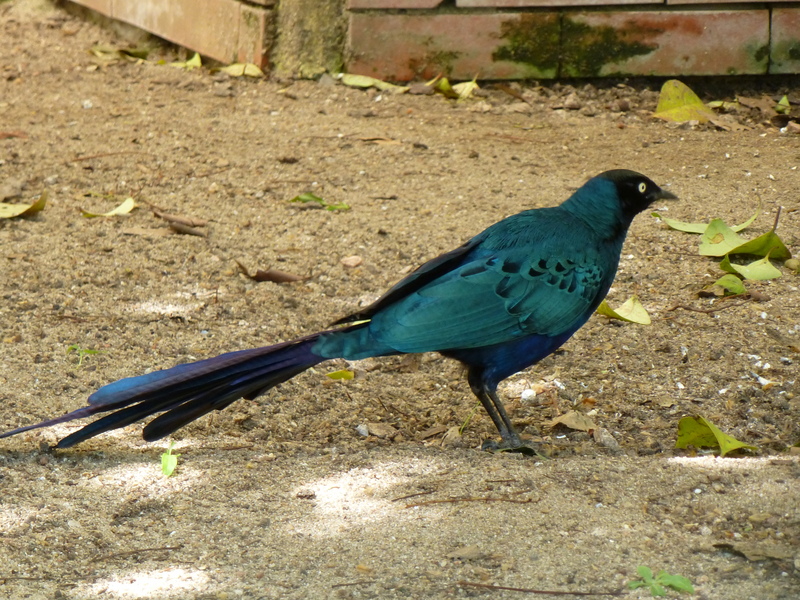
[235,260,306,283]
[152,209,208,227]
[548,410,596,432]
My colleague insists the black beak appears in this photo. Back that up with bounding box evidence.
[656,188,678,201]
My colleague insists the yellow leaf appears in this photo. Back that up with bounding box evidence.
[81,197,136,218]
[0,191,47,219]
[653,80,716,124]
[596,296,651,324]
[326,369,354,380]
[219,63,264,77]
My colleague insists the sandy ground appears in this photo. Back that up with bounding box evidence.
[1,1,799,599]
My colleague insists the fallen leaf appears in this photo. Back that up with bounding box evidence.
[675,415,757,456]
[235,260,306,283]
[711,274,746,295]
[699,219,746,256]
[720,254,782,280]
[168,222,206,237]
[81,197,136,217]
[339,73,408,93]
[366,422,397,438]
[596,296,651,324]
[326,369,355,380]
[452,76,480,100]
[0,191,47,219]
[548,410,596,432]
[737,95,776,114]
[152,209,208,227]
[170,52,202,70]
[728,230,791,260]
[219,63,264,77]
[0,131,27,139]
[653,80,716,123]
[652,203,760,234]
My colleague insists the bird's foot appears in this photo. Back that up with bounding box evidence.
[481,436,541,457]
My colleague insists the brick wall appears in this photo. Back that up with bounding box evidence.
[68,0,800,78]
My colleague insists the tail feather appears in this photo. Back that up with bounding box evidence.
[1,332,330,448]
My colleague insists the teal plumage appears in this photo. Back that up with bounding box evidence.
[1,170,676,449]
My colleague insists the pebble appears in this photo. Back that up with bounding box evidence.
[341,255,363,268]
[563,93,582,110]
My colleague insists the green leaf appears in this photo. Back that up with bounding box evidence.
[650,583,667,597]
[699,219,746,256]
[596,296,651,324]
[81,197,136,218]
[712,274,746,295]
[433,77,459,99]
[676,415,757,456]
[161,442,180,477]
[653,80,716,123]
[658,572,695,594]
[720,254,782,280]
[652,203,760,234]
[637,566,654,581]
[339,73,408,93]
[0,190,47,219]
[326,369,354,380]
[728,230,791,260]
[776,95,791,115]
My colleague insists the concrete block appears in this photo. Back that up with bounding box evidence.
[349,0,444,7]
[112,0,242,63]
[562,10,770,77]
[770,8,800,74]
[458,0,659,6]
[348,12,560,81]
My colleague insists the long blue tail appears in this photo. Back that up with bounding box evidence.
[1,332,330,448]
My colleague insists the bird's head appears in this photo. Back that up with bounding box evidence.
[598,169,678,219]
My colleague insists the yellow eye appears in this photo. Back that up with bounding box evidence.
[638,182,647,193]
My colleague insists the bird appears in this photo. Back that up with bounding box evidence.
[0,170,676,450]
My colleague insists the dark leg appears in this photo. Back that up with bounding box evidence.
[468,369,522,448]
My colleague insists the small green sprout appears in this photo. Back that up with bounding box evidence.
[161,442,181,477]
[628,566,694,597]
[66,344,102,367]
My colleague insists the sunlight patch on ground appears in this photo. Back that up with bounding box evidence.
[79,567,212,599]
[667,455,790,471]
[287,457,447,538]
[0,505,39,536]
[85,456,201,497]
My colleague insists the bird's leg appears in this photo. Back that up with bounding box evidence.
[468,370,522,449]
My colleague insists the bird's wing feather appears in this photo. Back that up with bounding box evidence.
[332,237,482,325]
[371,250,606,353]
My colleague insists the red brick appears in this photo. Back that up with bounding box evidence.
[238,5,274,68]
[771,8,800,74]
[348,13,560,81]
[562,10,769,77]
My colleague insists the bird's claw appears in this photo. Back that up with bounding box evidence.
[481,436,540,456]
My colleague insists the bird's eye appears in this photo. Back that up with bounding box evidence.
[638,182,647,194]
